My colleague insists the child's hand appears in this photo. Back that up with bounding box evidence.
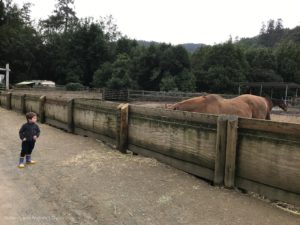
[33,136,37,140]
[22,138,26,141]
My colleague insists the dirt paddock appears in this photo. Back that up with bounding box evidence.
[0,107,300,225]
[130,101,300,124]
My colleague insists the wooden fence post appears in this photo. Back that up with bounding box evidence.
[6,92,11,110]
[117,103,129,153]
[67,99,74,133]
[20,94,26,114]
[224,115,238,188]
[214,115,228,185]
[39,96,46,123]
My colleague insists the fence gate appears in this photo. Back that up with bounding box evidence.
[103,88,129,101]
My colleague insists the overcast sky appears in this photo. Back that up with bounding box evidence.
[13,0,300,45]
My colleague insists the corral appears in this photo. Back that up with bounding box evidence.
[0,90,300,224]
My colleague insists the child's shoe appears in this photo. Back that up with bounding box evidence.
[18,163,25,168]
[26,160,36,164]
[18,157,25,168]
[25,155,36,164]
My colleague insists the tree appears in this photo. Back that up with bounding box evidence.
[275,41,300,83]
[0,0,44,83]
[131,43,191,90]
[98,15,121,42]
[245,48,282,82]
[266,19,275,33]
[191,41,248,93]
[106,54,132,89]
[175,69,196,92]
[92,62,113,87]
[115,37,138,57]
[40,0,77,34]
[0,0,4,26]
[159,72,177,91]
[275,18,284,31]
[258,19,286,48]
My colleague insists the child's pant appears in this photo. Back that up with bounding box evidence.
[20,140,35,157]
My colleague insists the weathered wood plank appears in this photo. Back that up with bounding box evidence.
[45,118,68,131]
[6,92,11,110]
[224,116,238,188]
[25,97,40,114]
[239,117,300,138]
[74,98,120,110]
[237,135,300,194]
[129,144,214,181]
[39,96,46,123]
[74,127,116,146]
[0,93,7,106]
[45,97,69,106]
[67,99,74,133]
[214,115,228,185]
[11,94,22,111]
[117,103,129,153]
[21,94,26,114]
[130,105,218,125]
[128,112,217,169]
[45,101,68,124]
[73,106,118,139]
[236,177,300,206]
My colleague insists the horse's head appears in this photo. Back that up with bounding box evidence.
[272,99,288,112]
[165,103,177,110]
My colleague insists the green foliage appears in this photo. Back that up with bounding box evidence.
[130,43,192,91]
[106,54,132,89]
[65,82,84,91]
[39,0,78,33]
[1,2,300,96]
[258,19,286,47]
[159,72,177,91]
[192,41,248,93]
[245,48,282,82]
[275,41,300,83]
[0,0,43,83]
[175,69,196,92]
[92,62,113,87]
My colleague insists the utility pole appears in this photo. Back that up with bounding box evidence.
[6,64,10,90]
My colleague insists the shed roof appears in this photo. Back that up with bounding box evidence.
[238,82,300,88]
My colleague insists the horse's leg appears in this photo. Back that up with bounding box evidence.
[266,111,271,120]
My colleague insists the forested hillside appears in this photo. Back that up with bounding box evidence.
[0,0,299,94]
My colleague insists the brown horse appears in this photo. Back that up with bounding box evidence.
[263,97,288,119]
[165,94,253,118]
[234,94,270,119]
[166,94,288,120]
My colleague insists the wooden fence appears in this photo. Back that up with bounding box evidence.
[1,91,299,206]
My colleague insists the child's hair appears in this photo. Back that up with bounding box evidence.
[26,112,37,121]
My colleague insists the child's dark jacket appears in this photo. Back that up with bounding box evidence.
[19,122,40,141]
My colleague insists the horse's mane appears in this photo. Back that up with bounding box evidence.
[263,96,287,111]
[263,96,273,110]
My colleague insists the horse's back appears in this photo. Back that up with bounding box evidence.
[235,94,269,119]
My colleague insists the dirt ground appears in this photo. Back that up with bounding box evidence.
[0,108,300,225]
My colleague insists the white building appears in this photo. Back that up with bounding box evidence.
[15,80,56,87]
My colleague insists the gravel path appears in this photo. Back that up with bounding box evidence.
[0,108,299,225]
